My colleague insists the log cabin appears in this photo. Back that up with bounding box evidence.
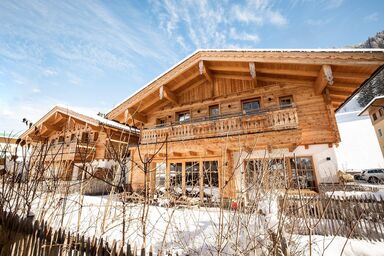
[20,105,139,184]
[106,49,384,203]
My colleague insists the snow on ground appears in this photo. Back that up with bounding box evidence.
[325,190,384,200]
[30,193,280,255]
[335,111,384,172]
[28,193,384,255]
[296,235,384,256]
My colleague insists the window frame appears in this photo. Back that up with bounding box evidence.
[209,105,220,118]
[279,96,294,108]
[176,110,191,123]
[242,98,261,114]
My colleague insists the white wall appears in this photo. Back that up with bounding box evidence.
[335,111,384,172]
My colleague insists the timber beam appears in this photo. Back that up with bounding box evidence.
[249,62,257,87]
[159,85,179,105]
[314,65,333,95]
[128,108,147,123]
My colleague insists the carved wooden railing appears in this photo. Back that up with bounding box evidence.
[43,141,96,162]
[141,107,299,144]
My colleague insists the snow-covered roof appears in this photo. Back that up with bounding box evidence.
[108,48,384,117]
[20,105,138,139]
[358,95,384,116]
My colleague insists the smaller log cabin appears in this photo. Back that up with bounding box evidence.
[107,49,384,203]
[20,105,139,182]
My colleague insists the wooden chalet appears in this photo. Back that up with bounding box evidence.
[20,105,139,182]
[106,49,384,202]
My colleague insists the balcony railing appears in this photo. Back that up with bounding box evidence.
[42,141,96,162]
[141,106,299,144]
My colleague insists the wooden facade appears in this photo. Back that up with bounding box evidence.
[106,50,384,202]
[20,106,138,181]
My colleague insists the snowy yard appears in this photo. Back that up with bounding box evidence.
[28,192,384,255]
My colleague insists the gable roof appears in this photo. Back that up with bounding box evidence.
[359,95,384,116]
[106,49,384,122]
[20,105,137,140]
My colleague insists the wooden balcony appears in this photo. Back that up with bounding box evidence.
[42,141,96,162]
[141,106,299,144]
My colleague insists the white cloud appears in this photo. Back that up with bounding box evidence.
[231,0,288,27]
[150,0,286,49]
[364,12,379,22]
[325,0,344,9]
[230,28,260,42]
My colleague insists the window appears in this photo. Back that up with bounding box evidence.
[93,132,99,142]
[58,136,65,143]
[70,134,76,141]
[156,118,167,127]
[379,129,383,137]
[155,162,166,190]
[379,109,383,117]
[373,113,378,121]
[290,157,315,189]
[279,96,293,108]
[185,162,200,196]
[177,111,191,123]
[242,98,260,114]
[170,163,182,190]
[209,105,220,118]
[81,132,89,143]
[203,161,219,201]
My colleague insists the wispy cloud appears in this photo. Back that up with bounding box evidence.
[364,12,379,22]
[151,0,287,50]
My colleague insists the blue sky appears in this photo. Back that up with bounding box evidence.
[0,0,383,135]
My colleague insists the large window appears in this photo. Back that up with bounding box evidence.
[245,157,316,192]
[155,162,166,191]
[242,98,260,114]
[186,162,200,196]
[290,157,315,189]
[170,163,182,192]
[177,111,191,123]
[203,161,219,201]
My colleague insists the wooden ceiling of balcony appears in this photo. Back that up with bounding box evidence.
[107,50,384,123]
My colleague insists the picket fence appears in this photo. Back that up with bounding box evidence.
[280,193,384,241]
[0,210,161,256]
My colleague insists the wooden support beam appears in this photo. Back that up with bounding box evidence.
[53,112,65,124]
[199,60,214,97]
[199,60,213,83]
[249,62,257,87]
[189,151,197,156]
[172,152,182,157]
[159,85,179,105]
[314,65,333,95]
[288,143,298,152]
[158,153,166,158]
[205,149,214,156]
[128,108,147,123]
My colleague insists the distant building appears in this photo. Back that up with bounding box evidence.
[359,96,384,158]
[335,111,384,171]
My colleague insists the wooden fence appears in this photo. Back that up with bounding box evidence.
[0,210,160,256]
[280,193,384,241]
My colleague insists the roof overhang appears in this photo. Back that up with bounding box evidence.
[106,49,384,123]
[359,95,384,116]
[20,105,137,141]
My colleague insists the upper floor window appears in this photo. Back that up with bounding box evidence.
[177,111,191,123]
[58,136,65,143]
[242,98,260,114]
[280,96,294,108]
[379,109,383,117]
[93,132,99,142]
[81,132,89,143]
[156,117,167,127]
[379,128,383,137]
[209,105,220,118]
[373,113,378,121]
